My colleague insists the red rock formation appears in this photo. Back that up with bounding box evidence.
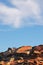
[16,46,32,54]
[0,45,43,65]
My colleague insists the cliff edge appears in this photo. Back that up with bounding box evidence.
[0,45,43,65]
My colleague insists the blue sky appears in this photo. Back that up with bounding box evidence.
[0,0,43,52]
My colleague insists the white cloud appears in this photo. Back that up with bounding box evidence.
[10,0,40,17]
[0,0,42,28]
[0,3,22,28]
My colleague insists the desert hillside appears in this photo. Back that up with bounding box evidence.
[0,45,43,65]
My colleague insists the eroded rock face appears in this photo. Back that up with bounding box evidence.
[16,46,32,54]
[0,45,43,65]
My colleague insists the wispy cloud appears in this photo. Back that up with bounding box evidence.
[0,0,43,28]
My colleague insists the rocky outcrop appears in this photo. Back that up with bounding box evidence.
[0,45,43,65]
[16,46,32,54]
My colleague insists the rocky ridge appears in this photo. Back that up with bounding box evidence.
[0,45,43,65]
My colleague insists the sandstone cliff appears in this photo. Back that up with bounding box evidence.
[0,45,43,65]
